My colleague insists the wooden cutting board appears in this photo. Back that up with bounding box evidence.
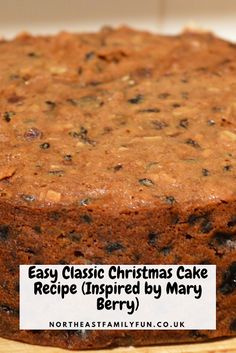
[0,337,236,353]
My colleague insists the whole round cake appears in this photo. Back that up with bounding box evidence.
[0,27,235,350]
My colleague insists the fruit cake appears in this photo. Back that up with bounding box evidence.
[0,26,235,350]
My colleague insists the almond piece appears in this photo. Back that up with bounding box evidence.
[45,190,61,202]
[0,166,16,181]
[221,130,236,141]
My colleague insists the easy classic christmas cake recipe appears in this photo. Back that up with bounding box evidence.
[0,26,235,350]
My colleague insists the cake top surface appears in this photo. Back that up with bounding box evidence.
[0,27,236,211]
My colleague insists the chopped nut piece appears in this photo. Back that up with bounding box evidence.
[0,167,16,181]
[146,161,159,170]
[221,130,236,141]
[76,141,85,147]
[118,146,129,151]
[29,104,40,112]
[130,136,162,143]
[202,149,212,157]
[45,190,61,202]
[208,87,220,92]
[142,136,162,141]
[121,75,130,82]
[49,66,68,74]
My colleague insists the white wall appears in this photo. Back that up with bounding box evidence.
[0,0,235,42]
[162,0,236,42]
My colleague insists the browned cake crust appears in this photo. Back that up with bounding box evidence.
[0,26,236,350]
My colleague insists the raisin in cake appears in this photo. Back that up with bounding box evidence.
[0,27,236,350]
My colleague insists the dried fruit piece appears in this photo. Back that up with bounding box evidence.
[201,220,213,234]
[8,94,24,103]
[211,231,233,246]
[105,242,124,253]
[113,164,123,172]
[0,304,18,315]
[0,225,9,240]
[165,196,176,204]
[45,100,56,110]
[74,250,84,257]
[80,214,93,224]
[223,165,233,172]
[188,214,213,234]
[138,178,154,187]
[181,92,189,99]
[207,119,216,126]
[202,168,210,176]
[148,232,158,245]
[21,194,35,202]
[152,120,168,130]
[79,198,91,206]
[179,118,189,128]
[228,216,236,227]
[69,127,96,146]
[185,138,200,148]
[67,96,102,109]
[220,262,236,294]
[159,92,170,99]
[34,226,42,234]
[160,245,172,255]
[64,155,72,162]
[49,169,64,176]
[49,212,60,220]
[3,111,15,122]
[170,213,179,224]
[189,330,208,340]
[85,51,95,61]
[128,94,143,104]
[27,52,40,58]
[24,128,42,141]
[69,231,81,242]
[172,103,181,108]
[138,108,160,113]
[40,142,50,149]
[230,319,236,331]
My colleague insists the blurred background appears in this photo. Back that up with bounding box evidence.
[0,0,235,41]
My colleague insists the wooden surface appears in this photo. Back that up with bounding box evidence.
[0,337,236,353]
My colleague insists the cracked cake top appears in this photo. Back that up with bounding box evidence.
[0,27,236,210]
